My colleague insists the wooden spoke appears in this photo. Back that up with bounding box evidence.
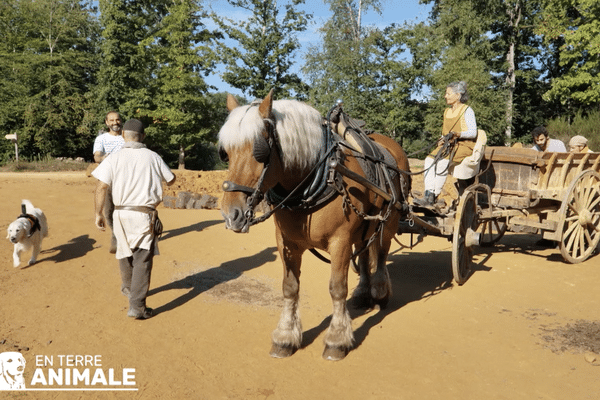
[560,170,600,263]
[478,217,507,247]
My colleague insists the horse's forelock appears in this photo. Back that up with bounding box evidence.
[218,104,264,149]
[218,100,323,170]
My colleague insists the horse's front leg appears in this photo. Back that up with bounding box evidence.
[323,240,354,361]
[270,232,303,358]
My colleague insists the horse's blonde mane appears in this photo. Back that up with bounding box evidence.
[218,99,323,170]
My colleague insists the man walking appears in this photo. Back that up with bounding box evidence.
[93,111,125,253]
[93,119,175,319]
[93,111,125,162]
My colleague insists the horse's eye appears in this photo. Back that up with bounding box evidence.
[218,146,229,162]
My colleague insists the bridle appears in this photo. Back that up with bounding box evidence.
[221,109,280,230]
[220,104,338,231]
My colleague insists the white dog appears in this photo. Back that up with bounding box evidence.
[6,200,48,268]
[0,351,26,390]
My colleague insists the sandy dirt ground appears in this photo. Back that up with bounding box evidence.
[1,169,599,399]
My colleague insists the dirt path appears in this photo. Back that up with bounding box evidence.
[1,171,599,399]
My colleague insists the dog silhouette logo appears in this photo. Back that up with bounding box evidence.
[0,352,26,390]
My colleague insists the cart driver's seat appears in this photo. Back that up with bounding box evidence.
[450,129,487,195]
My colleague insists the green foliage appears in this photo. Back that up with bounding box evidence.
[1,0,599,170]
[421,0,558,145]
[213,0,312,99]
[538,0,600,107]
[0,0,99,160]
[133,0,216,169]
[303,1,430,149]
[95,0,164,117]
[546,110,600,151]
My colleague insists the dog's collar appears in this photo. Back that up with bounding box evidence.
[18,213,41,238]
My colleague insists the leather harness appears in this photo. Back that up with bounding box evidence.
[18,204,41,238]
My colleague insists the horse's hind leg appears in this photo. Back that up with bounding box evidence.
[323,243,354,361]
[270,237,303,358]
[351,244,373,309]
[369,238,393,308]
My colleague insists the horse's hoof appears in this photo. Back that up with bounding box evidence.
[351,294,373,309]
[322,345,348,361]
[374,296,390,309]
[269,343,296,358]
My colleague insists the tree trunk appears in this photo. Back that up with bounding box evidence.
[504,1,522,144]
[505,40,515,142]
[178,144,185,170]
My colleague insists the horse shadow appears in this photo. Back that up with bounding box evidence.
[160,219,223,241]
[25,235,97,268]
[300,246,490,351]
[148,246,278,316]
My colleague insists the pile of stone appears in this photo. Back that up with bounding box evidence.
[163,191,220,210]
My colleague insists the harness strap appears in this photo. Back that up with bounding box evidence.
[18,204,41,237]
[18,214,41,238]
[222,181,255,196]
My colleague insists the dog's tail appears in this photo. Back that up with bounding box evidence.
[21,199,35,214]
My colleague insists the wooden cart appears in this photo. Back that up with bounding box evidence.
[399,147,600,285]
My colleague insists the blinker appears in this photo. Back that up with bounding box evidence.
[253,134,271,164]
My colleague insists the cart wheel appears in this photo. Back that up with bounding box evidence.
[559,170,600,264]
[452,189,480,285]
[478,217,507,247]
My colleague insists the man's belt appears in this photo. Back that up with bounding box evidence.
[114,205,163,237]
[114,205,156,213]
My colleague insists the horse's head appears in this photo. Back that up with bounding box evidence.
[218,90,284,233]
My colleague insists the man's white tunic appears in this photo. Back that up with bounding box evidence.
[92,143,174,259]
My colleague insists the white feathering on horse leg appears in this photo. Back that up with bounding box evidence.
[323,302,354,350]
[271,299,302,351]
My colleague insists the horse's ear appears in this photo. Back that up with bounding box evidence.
[258,89,274,119]
[226,94,240,112]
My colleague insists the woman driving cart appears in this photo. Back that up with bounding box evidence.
[414,81,478,207]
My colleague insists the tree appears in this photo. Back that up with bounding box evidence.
[0,0,100,160]
[136,0,219,169]
[213,0,311,99]
[94,0,167,118]
[303,1,432,149]
[421,0,550,145]
[303,0,383,112]
[538,0,600,108]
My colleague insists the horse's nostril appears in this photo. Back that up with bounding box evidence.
[232,207,244,223]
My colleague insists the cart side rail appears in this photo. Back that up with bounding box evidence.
[481,147,600,202]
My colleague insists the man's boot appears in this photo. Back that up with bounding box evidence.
[414,190,435,206]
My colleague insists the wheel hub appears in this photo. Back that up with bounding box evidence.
[465,228,481,248]
[578,209,593,226]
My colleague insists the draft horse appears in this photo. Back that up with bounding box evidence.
[218,90,410,360]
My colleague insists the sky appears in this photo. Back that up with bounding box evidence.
[204,0,432,96]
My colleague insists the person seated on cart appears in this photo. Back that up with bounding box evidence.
[568,135,594,153]
[531,126,566,152]
[414,81,478,207]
